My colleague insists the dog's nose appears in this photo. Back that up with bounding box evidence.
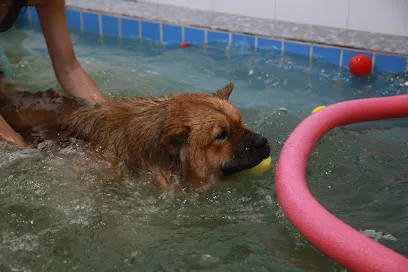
[254,134,268,148]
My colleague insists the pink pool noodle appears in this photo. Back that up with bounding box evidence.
[275,94,408,272]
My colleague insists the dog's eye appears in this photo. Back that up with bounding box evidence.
[216,129,229,141]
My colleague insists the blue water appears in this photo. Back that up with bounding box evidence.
[0,24,407,271]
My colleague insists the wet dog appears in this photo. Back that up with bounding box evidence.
[0,83,271,192]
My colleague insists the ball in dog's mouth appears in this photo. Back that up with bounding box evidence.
[239,156,272,175]
[220,136,271,177]
[220,152,271,177]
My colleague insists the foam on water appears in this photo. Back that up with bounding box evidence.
[0,26,407,271]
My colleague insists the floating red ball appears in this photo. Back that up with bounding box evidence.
[179,42,190,48]
[349,54,372,77]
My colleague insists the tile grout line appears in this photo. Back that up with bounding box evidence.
[281,39,285,58]
[138,20,142,39]
[79,11,84,32]
[406,57,408,72]
[371,54,376,73]
[339,49,344,70]
[204,29,208,44]
[117,16,124,47]
[280,38,285,68]
[98,13,103,37]
[280,39,285,70]
[118,17,122,38]
[159,22,163,44]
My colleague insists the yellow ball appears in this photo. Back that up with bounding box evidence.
[240,156,273,175]
[312,105,326,114]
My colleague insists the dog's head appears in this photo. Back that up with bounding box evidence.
[160,83,271,190]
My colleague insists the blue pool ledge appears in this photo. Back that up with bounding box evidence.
[17,6,408,74]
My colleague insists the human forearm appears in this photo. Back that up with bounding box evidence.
[36,0,105,106]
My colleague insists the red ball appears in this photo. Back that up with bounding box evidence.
[179,42,190,48]
[349,54,372,77]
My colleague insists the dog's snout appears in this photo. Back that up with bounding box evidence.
[254,134,268,148]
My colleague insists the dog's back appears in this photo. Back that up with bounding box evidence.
[0,88,173,169]
[0,89,81,145]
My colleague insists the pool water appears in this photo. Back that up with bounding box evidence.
[0,24,408,271]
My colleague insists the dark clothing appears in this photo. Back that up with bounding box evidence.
[0,0,27,32]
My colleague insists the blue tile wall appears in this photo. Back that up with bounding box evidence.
[16,7,30,28]
[82,12,99,33]
[257,38,282,50]
[162,24,182,44]
[232,34,255,48]
[121,18,139,38]
[207,31,229,44]
[342,50,373,68]
[284,41,310,57]
[313,46,341,65]
[66,9,81,31]
[19,7,30,21]
[184,28,204,44]
[29,6,39,23]
[374,55,407,73]
[102,15,119,36]
[14,7,408,74]
[141,21,160,41]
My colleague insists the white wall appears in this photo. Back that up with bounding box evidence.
[143,0,408,37]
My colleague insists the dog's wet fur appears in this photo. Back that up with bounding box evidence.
[0,83,271,192]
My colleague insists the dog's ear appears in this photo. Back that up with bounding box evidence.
[214,82,234,101]
[160,125,190,156]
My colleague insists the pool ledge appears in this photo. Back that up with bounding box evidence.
[17,0,408,73]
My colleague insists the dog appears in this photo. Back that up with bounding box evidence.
[0,83,271,192]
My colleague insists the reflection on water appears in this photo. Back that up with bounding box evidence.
[0,26,407,271]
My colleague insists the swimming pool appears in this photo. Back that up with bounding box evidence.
[1,25,408,271]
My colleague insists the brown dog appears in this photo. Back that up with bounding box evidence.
[0,83,271,192]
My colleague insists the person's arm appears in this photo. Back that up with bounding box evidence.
[36,0,105,105]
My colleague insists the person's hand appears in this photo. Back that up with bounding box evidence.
[86,88,106,106]
[63,64,106,106]
[0,115,25,148]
